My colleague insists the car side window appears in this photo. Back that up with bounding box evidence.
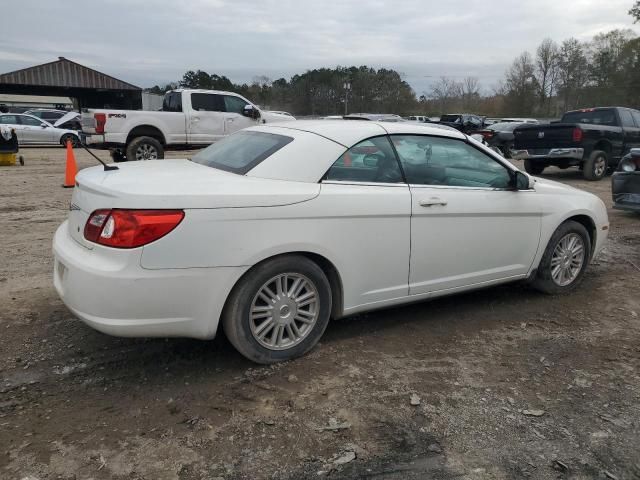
[620,109,635,128]
[0,115,19,124]
[392,135,512,189]
[631,110,640,127]
[224,95,249,114]
[21,116,43,126]
[191,93,225,112]
[324,136,404,184]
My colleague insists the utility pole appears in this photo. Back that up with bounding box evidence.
[343,81,351,115]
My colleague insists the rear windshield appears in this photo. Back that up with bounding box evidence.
[440,115,462,123]
[191,131,293,174]
[561,109,617,126]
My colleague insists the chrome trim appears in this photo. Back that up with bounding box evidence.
[321,180,408,188]
[512,148,584,160]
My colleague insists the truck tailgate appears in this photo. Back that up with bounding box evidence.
[514,124,578,150]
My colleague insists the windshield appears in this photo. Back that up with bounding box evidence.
[191,131,293,174]
[561,109,617,126]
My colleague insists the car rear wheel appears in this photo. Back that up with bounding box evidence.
[531,220,591,294]
[524,160,545,175]
[60,133,79,148]
[126,136,164,161]
[222,255,332,364]
[583,150,608,181]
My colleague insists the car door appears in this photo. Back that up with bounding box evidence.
[186,92,226,144]
[0,114,25,142]
[20,115,55,143]
[320,135,411,307]
[223,94,258,134]
[391,134,542,295]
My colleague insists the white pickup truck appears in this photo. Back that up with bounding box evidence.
[80,89,296,161]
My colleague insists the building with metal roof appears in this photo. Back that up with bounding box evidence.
[0,57,142,110]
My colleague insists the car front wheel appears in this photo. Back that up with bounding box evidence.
[60,133,79,148]
[524,159,545,175]
[532,220,591,294]
[222,255,332,364]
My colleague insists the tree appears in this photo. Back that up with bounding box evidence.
[461,77,481,110]
[630,1,640,22]
[556,38,589,110]
[534,39,559,115]
[504,52,537,115]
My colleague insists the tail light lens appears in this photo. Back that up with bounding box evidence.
[94,113,106,134]
[481,130,494,139]
[572,127,583,142]
[84,209,185,248]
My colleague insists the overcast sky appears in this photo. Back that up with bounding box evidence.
[0,0,637,95]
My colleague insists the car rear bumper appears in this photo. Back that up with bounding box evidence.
[612,172,640,211]
[512,148,584,161]
[81,133,127,148]
[53,221,248,339]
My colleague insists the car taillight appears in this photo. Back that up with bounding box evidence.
[481,131,494,139]
[95,113,106,134]
[84,209,185,248]
[572,127,583,142]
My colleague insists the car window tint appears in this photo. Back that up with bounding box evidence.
[191,93,225,112]
[0,115,19,124]
[324,136,404,184]
[42,112,63,120]
[21,116,43,126]
[191,131,293,174]
[620,110,635,128]
[224,95,249,114]
[27,111,42,118]
[631,110,640,127]
[561,109,617,126]
[163,92,182,112]
[392,135,512,189]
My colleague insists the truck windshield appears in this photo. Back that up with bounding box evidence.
[191,131,293,174]
[561,109,617,126]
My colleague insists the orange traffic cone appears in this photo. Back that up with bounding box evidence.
[62,140,77,188]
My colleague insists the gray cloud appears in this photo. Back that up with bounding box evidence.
[0,0,636,94]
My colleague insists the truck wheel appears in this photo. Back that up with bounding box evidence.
[583,150,607,181]
[126,136,164,161]
[524,160,545,175]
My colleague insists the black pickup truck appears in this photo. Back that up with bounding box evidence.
[513,107,640,180]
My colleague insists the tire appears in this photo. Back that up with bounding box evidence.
[222,255,332,364]
[524,159,545,175]
[60,133,79,148]
[583,150,608,181]
[531,220,591,295]
[125,136,164,161]
[501,142,514,159]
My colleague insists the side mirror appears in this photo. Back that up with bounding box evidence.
[514,170,534,190]
[243,105,260,120]
[41,123,48,128]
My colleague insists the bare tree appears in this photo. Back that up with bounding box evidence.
[504,52,537,115]
[534,39,559,115]
[461,77,481,110]
[556,38,588,110]
[429,76,462,113]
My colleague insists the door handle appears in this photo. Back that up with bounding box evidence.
[226,118,234,122]
[419,197,448,207]
[191,117,200,122]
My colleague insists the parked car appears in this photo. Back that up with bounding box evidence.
[476,122,526,158]
[80,89,296,161]
[26,109,82,131]
[406,115,428,122]
[0,113,79,146]
[344,113,405,122]
[513,107,640,180]
[612,148,640,212]
[437,113,485,133]
[267,110,294,117]
[53,120,608,364]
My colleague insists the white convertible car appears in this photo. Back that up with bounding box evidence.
[53,121,608,363]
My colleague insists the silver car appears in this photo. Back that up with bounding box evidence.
[0,113,79,147]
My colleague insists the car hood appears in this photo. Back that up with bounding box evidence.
[263,111,296,122]
[53,111,80,127]
[73,159,320,211]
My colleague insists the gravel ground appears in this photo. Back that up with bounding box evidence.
[0,147,639,480]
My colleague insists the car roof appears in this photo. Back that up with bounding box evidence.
[250,120,465,147]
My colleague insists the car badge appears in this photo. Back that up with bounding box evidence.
[538,131,545,139]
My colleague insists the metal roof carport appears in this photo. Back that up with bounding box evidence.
[0,57,142,111]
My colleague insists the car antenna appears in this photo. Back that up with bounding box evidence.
[78,141,119,171]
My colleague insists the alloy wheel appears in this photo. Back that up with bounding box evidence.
[550,233,585,287]
[135,144,158,160]
[249,273,320,350]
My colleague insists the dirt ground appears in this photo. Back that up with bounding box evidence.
[0,146,639,480]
